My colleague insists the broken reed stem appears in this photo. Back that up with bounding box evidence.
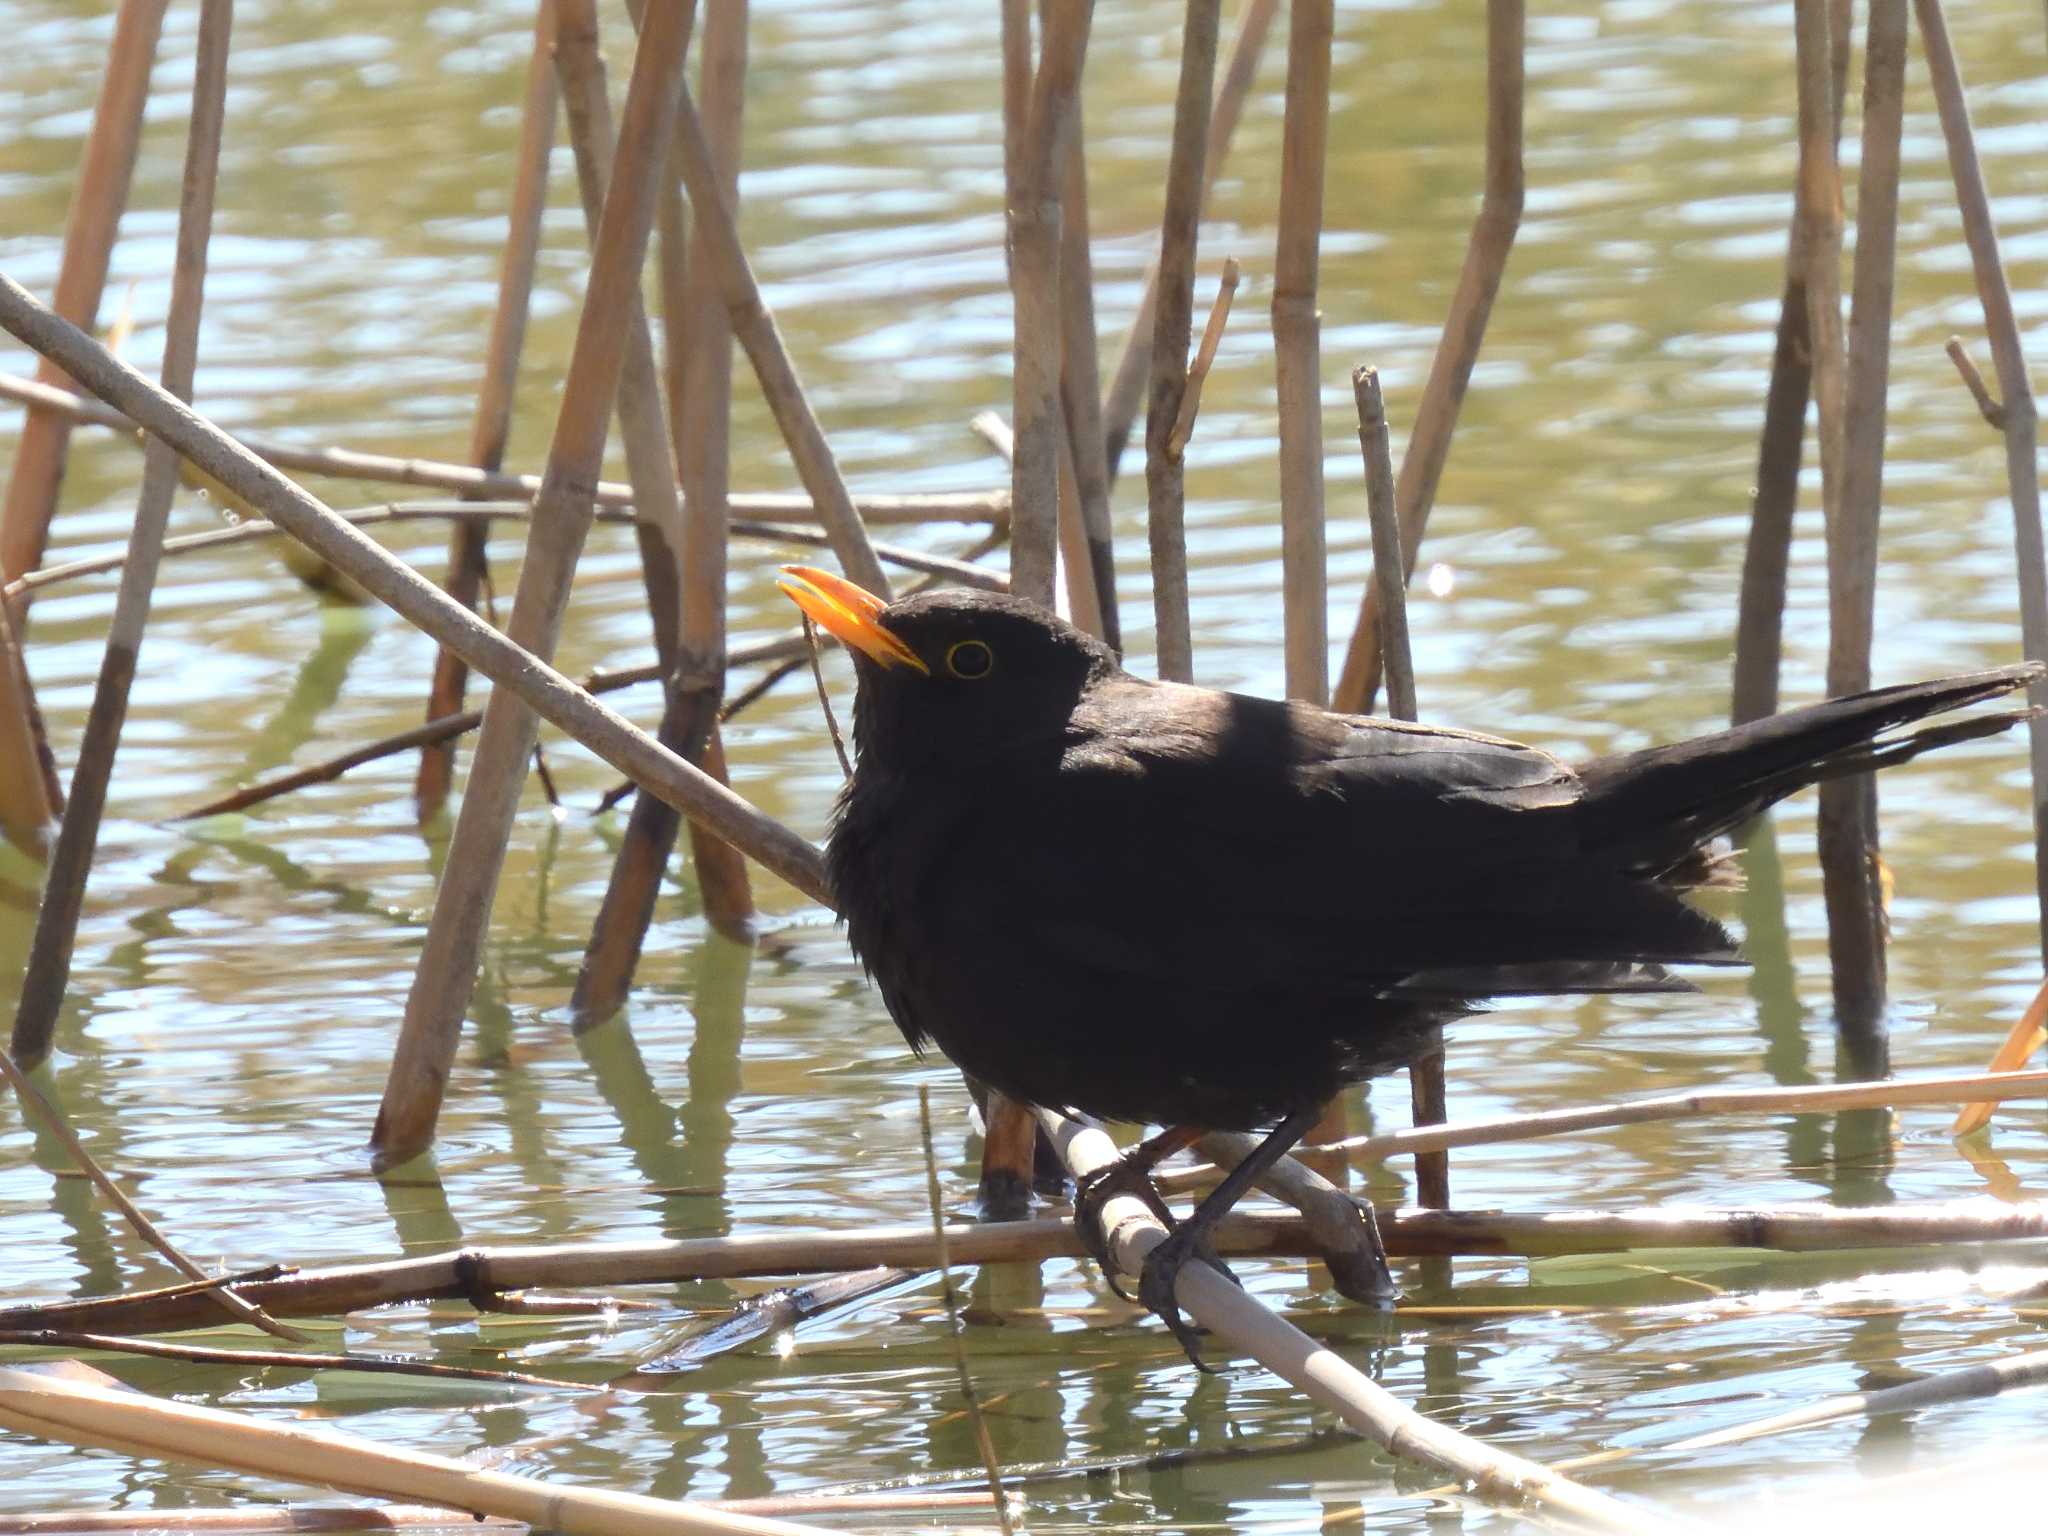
[16,1193,2048,1337]
[11,0,233,1072]
[0,0,167,582]
[0,1042,309,1343]
[1164,256,1239,461]
[1917,0,2048,966]
[1952,975,2048,1135]
[4,502,1002,602]
[0,1494,992,1532]
[1041,1114,1662,1532]
[1194,1129,1388,1301]
[0,1368,828,1536]
[1817,0,1907,1047]
[1008,3,1092,609]
[1947,336,2006,427]
[1154,1067,2048,1181]
[1056,104,1120,649]
[1145,0,1223,684]
[416,0,559,821]
[1352,368,1414,722]
[1271,0,1332,706]
[918,1088,1014,1536]
[1332,0,1523,715]
[672,0,756,939]
[0,370,1008,526]
[1104,0,1280,482]
[0,283,831,902]
[370,2,700,1171]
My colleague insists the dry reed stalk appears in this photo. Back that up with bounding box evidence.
[1816,0,1907,1045]
[6,502,1001,601]
[16,1191,2048,1337]
[1144,0,1222,684]
[1164,255,1239,460]
[671,0,756,939]
[0,372,1006,523]
[0,277,831,903]
[1056,111,1119,649]
[1054,429,1106,636]
[1953,976,2048,1134]
[1103,0,1279,480]
[667,85,889,600]
[1155,1067,2048,1180]
[1729,0,1850,727]
[1331,0,1523,715]
[1917,0,2048,963]
[1194,1129,1387,1300]
[0,1042,308,1343]
[0,0,168,582]
[1351,365,1445,1212]
[554,0,687,658]
[0,1330,592,1392]
[370,3,700,1170]
[415,0,560,820]
[0,0,170,846]
[1270,0,1332,705]
[11,0,234,1071]
[0,1368,830,1536]
[1043,1115,1662,1532]
[1007,5,1093,609]
[568,0,752,1026]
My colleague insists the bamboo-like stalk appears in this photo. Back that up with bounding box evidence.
[1055,107,1119,649]
[11,0,235,1071]
[0,1368,830,1536]
[1818,0,1892,1048]
[369,4,702,1169]
[0,0,170,846]
[1154,1067,2048,1179]
[672,0,755,940]
[415,0,559,821]
[1270,0,1332,706]
[1195,1129,1387,1301]
[0,0,168,581]
[1054,429,1106,636]
[570,0,753,1026]
[667,81,889,599]
[14,1188,2048,1338]
[1730,0,1851,729]
[0,276,832,904]
[1331,0,1523,715]
[1144,0,1222,684]
[5,502,1003,602]
[1008,4,1093,609]
[1103,0,1280,481]
[1917,0,2048,963]
[1042,1115,1664,1532]
[554,0,686,662]
[0,373,1006,524]
[0,1330,592,1392]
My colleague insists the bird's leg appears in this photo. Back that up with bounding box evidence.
[1139,1103,1326,1370]
[1072,1124,1203,1302]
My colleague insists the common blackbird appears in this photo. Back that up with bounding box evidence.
[779,564,2038,1359]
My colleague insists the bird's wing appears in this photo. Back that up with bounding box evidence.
[924,685,1732,1000]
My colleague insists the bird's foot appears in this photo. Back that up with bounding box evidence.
[1073,1158,1180,1302]
[1138,1224,1240,1371]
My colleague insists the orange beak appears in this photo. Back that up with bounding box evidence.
[775,565,929,674]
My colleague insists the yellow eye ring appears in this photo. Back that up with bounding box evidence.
[946,639,994,679]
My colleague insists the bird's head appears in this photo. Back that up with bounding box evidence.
[777,566,1115,770]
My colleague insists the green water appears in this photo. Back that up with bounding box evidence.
[4,0,2048,1527]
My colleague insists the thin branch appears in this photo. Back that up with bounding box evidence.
[1946,335,2007,428]
[1165,255,1240,461]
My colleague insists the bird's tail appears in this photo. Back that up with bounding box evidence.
[1575,662,2042,876]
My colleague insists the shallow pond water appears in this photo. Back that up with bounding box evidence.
[4,0,2048,1528]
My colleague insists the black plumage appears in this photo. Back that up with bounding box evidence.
[780,566,2038,1358]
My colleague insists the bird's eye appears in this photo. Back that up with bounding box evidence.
[946,639,994,679]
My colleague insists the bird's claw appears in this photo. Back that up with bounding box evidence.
[1138,1226,1238,1371]
[1073,1160,1179,1303]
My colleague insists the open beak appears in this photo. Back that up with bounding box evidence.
[776,566,929,674]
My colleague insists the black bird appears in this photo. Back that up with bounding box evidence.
[779,564,2038,1359]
